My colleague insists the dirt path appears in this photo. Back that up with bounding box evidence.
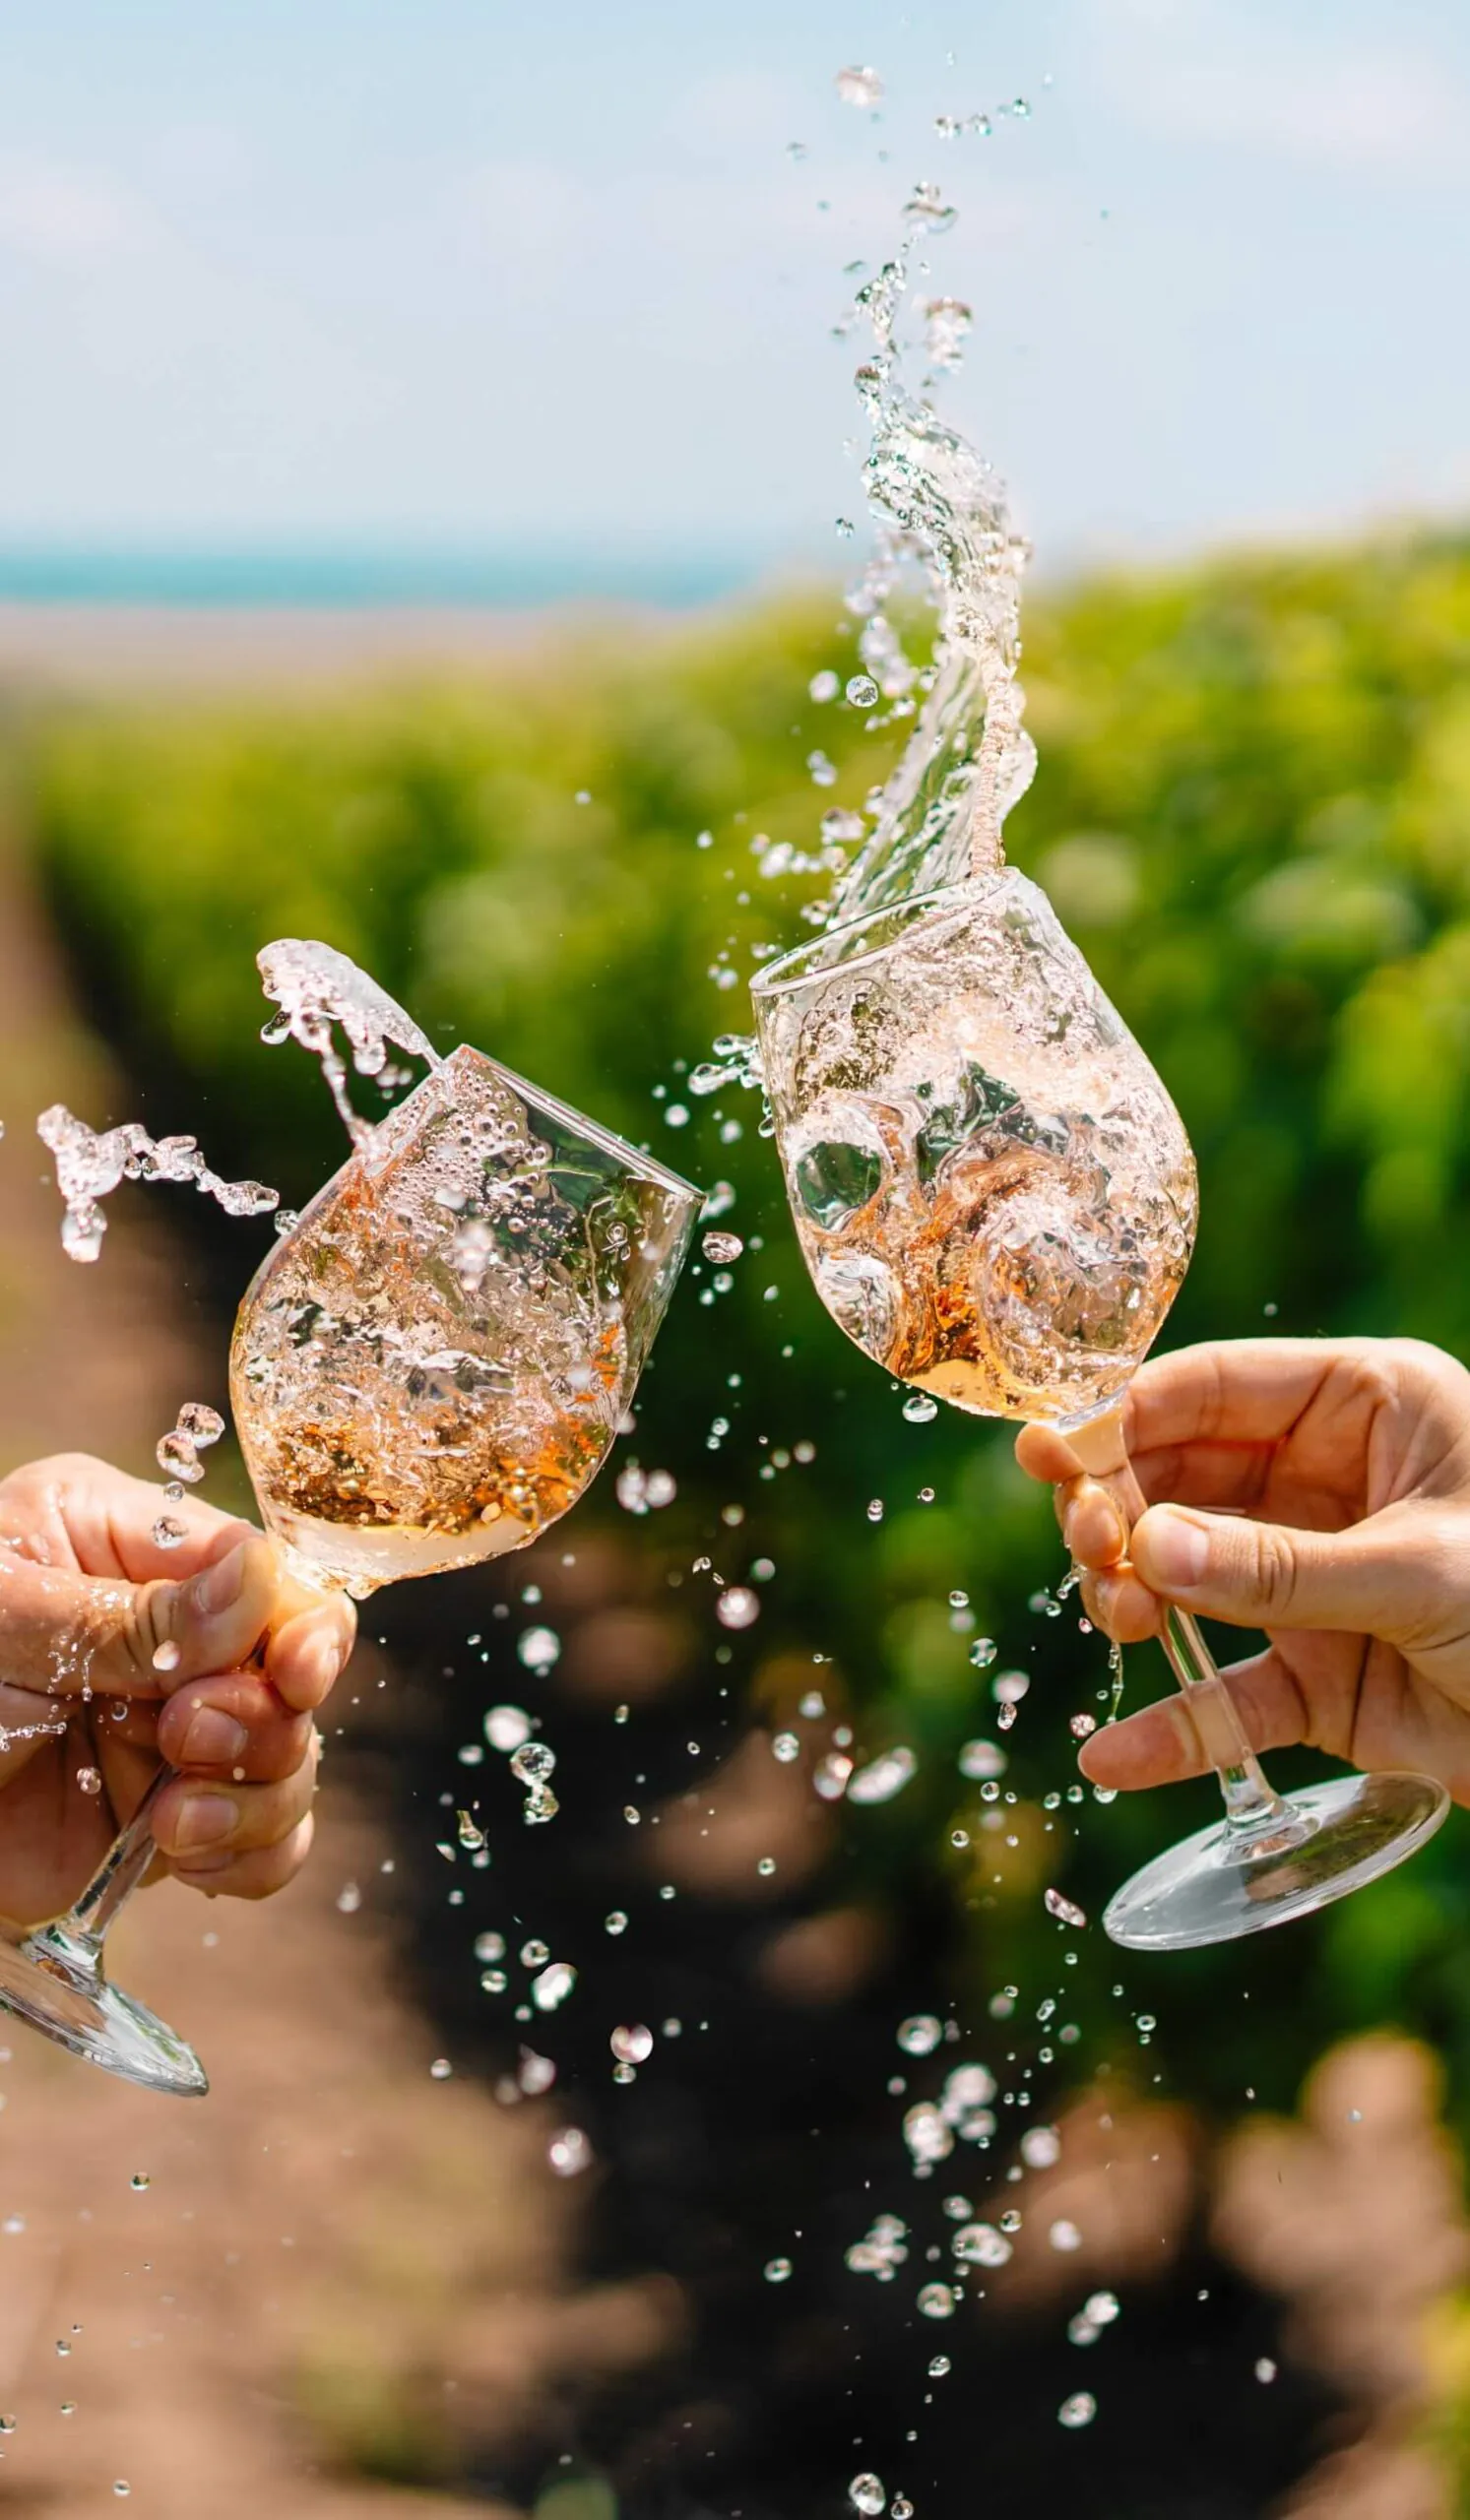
[0,832,632,2516]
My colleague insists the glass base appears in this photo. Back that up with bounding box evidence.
[0,1921,208,2096]
[1103,1769,1450,1952]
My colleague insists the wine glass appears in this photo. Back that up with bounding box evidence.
[752,872,1448,1949]
[0,1045,699,2092]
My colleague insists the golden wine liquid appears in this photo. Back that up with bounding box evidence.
[230,1051,629,1597]
[232,1388,615,1596]
[760,877,1197,1426]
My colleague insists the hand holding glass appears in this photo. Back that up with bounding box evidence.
[752,873,1447,1948]
[0,1047,698,2091]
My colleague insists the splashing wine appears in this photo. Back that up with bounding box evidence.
[257,936,438,1143]
[757,880,1195,1425]
[2,946,699,2094]
[753,204,1447,1949]
[38,1105,278,1262]
[232,1043,672,1597]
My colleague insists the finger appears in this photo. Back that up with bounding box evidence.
[264,1599,355,1714]
[1123,1341,1351,1459]
[171,1812,315,1902]
[1129,1496,1447,1640]
[151,1730,320,1866]
[1126,1440,1276,1516]
[1058,1477,1127,1572]
[0,1452,255,1583]
[1079,1564,1163,1643]
[0,1534,284,1701]
[157,1671,314,1784]
[1015,1424,1088,1484]
[1077,1650,1309,1791]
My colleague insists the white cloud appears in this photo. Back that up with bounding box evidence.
[0,155,162,263]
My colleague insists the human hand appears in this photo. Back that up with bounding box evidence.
[1015,1339,1470,1805]
[0,1452,354,1926]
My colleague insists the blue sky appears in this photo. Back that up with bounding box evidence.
[2,0,1469,574]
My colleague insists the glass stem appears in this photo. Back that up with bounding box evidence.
[66,1764,172,1946]
[1066,1408,1289,1838]
[1155,1601,1287,1833]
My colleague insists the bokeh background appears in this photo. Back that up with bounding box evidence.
[3,5,1470,2516]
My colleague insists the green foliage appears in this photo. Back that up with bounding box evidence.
[25,533,1470,2131]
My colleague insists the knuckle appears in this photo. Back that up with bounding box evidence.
[1196,1346,1230,1443]
[1410,1513,1470,1604]
[118,1581,167,1682]
[1380,1335,1441,1379]
[31,1450,108,1488]
[242,1816,313,1898]
[1392,1337,1470,1422]
[1249,1522,1301,1616]
[0,1452,98,1525]
[1343,1345,1407,1417]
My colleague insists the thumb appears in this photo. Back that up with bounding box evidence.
[0,1534,287,1701]
[1129,1500,1436,1639]
[120,1534,286,1693]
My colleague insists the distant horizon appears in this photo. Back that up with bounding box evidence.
[2,494,1468,612]
[0,536,785,610]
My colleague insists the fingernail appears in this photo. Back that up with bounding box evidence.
[179,1709,248,1768]
[1066,1484,1125,1563]
[1077,1730,1121,1784]
[307,1631,347,1696]
[168,1793,238,1854]
[1092,1571,1126,1627]
[195,1544,248,1617]
[1144,1508,1210,1590]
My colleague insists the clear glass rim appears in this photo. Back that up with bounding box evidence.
[750,869,1023,1002]
[438,1044,703,1209]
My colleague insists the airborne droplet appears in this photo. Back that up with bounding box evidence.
[958,1739,1006,1781]
[835,65,883,108]
[175,1402,224,1447]
[156,1430,204,1485]
[847,1745,917,1804]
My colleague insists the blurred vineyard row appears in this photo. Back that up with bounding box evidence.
[20,534,1470,2158]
